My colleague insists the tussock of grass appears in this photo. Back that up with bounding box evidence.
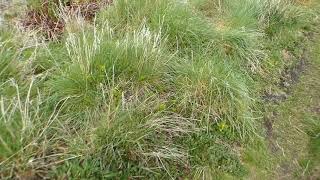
[0,0,318,179]
[101,0,217,53]
[172,55,255,138]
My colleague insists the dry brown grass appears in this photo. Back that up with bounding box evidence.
[21,0,113,39]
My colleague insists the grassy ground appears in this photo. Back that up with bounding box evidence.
[0,0,319,179]
[244,20,320,179]
[269,29,320,179]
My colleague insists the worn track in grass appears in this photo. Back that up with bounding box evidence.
[265,30,320,179]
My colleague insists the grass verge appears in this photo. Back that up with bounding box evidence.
[0,0,319,179]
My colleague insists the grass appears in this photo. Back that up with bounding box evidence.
[0,0,319,179]
[266,28,320,178]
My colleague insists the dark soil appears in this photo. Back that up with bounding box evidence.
[280,49,308,90]
[263,49,308,104]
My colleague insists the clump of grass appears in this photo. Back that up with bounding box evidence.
[214,28,265,71]
[86,86,200,178]
[187,132,248,178]
[47,21,168,112]
[100,0,217,53]
[0,79,53,177]
[94,109,192,178]
[172,54,255,138]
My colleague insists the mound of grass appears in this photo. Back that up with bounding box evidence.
[172,55,255,138]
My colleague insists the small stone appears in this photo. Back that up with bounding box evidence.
[282,49,292,61]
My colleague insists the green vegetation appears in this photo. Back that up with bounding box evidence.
[0,0,319,179]
[264,29,320,179]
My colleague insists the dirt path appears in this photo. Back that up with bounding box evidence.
[267,31,320,179]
